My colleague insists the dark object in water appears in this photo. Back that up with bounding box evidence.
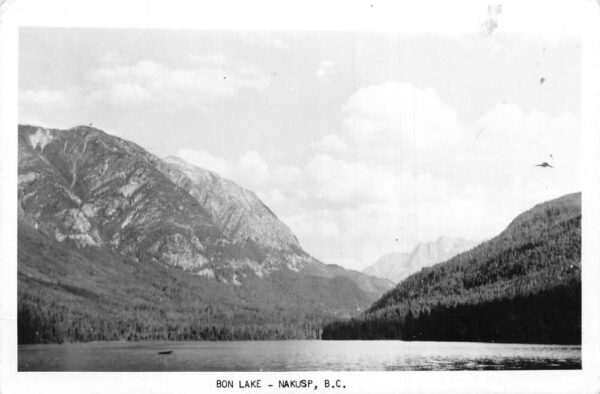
[158,350,173,355]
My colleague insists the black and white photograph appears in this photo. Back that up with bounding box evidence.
[1,0,600,393]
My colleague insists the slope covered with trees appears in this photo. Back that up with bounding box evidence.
[18,220,361,343]
[17,124,390,344]
[322,193,581,344]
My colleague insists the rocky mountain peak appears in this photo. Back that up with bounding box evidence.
[18,124,390,298]
[162,155,301,251]
[363,237,479,283]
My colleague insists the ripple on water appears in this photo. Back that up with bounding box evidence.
[18,340,582,371]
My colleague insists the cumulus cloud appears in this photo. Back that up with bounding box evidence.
[463,102,580,206]
[85,57,270,107]
[20,53,272,122]
[272,165,303,186]
[103,83,151,105]
[173,149,303,219]
[19,88,85,128]
[170,80,579,271]
[282,204,408,268]
[284,212,341,240]
[312,134,348,153]
[473,103,578,165]
[237,151,270,187]
[316,60,336,81]
[305,154,398,207]
[20,88,70,107]
[280,156,461,266]
[176,81,579,270]
[176,149,231,176]
[175,149,271,190]
[276,83,580,269]
[322,81,579,190]
[342,81,465,154]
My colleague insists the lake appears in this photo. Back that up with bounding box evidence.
[18,340,581,371]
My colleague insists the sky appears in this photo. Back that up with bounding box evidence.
[19,28,582,271]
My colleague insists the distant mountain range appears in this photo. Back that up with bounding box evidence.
[17,124,391,343]
[363,237,480,283]
[324,192,582,344]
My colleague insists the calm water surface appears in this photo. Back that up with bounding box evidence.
[18,340,581,371]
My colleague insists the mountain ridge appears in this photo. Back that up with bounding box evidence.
[323,192,581,344]
[17,124,391,343]
[363,237,479,283]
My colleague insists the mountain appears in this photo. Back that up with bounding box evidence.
[323,192,581,344]
[363,237,479,283]
[363,253,410,282]
[161,156,301,252]
[17,124,392,343]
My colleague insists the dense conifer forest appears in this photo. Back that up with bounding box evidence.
[18,289,325,343]
[17,224,342,343]
[18,189,581,344]
[322,193,582,344]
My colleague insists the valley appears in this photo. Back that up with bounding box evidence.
[17,124,391,343]
[323,193,582,344]
[17,125,582,345]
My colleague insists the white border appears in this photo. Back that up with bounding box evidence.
[1,0,599,393]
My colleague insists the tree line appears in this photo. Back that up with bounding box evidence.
[18,291,326,343]
[323,194,581,344]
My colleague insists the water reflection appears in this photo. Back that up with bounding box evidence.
[19,340,581,371]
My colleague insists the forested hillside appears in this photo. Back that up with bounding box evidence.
[18,219,362,343]
[17,125,390,343]
[363,237,479,283]
[322,193,581,344]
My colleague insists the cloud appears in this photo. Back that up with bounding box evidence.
[327,81,470,176]
[342,81,465,155]
[473,103,578,164]
[277,82,580,269]
[237,151,270,187]
[171,80,580,271]
[316,60,336,81]
[305,154,399,207]
[20,54,272,120]
[284,212,341,240]
[323,81,579,195]
[463,102,580,204]
[19,88,85,129]
[311,134,348,153]
[175,149,270,190]
[168,78,581,271]
[103,83,152,105]
[20,88,70,107]
[176,149,231,176]
[175,149,303,213]
[85,57,271,107]
[240,32,290,50]
[272,165,303,186]
[282,204,407,268]
[188,53,229,66]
